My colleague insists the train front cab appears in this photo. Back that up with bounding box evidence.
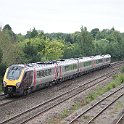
[2,66,25,96]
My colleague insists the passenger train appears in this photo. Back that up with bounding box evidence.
[2,54,111,96]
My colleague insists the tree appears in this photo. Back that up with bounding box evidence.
[63,43,81,59]
[0,30,19,65]
[0,63,6,78]
[25,28,38,39]
[45,40,64,60]
[78,26,94,56]
[16,33,25,42]
[93,28,124,61]
[23,41,40,63]
[2,24,16,42]
[0,48,2,63]
[2,24,12,30]
[31,28,38,38]
[91,28,99,40]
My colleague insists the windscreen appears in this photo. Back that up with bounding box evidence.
[7,66,23,80]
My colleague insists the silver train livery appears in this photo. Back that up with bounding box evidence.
[2,54,111,96]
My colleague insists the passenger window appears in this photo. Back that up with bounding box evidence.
[48,69,52,75]
[42,70,45,77]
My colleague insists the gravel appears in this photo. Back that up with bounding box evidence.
[0,64,123,124]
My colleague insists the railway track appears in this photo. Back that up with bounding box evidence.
[0,62,122,124]
[113,114,124,124]
[61,84,124,124]
[111,109,124,124]
[0,61,122,108]
[0,93,8,100]
[0,61,122,104]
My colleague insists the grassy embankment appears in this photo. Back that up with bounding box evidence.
[48,66,124,123]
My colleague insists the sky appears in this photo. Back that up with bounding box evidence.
[0,0,124,34]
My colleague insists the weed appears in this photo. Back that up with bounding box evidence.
[48,73,124,123]
[60,109,70,118]
[121,66,124,73]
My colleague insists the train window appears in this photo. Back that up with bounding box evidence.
[65,64,77,72]
[37,71,40,78]
[106,58,110,61]
[42,70,45,77]
[7,66,23,80]
[48,69,52,75]
[73,64,77,69]
[22,71,33,86]
[80,62,84,67]
[84,61,91,67]
[96,59,103,64]
[44,70,47,76]
[37,69,52,78]
[65,65,69,72]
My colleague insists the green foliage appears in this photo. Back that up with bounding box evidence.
[16,33,25,42]
[0,31,20,65]
[25,28,38,39]
[93,29,124,61]
[0,48,3,63]
[55,73,124,122]
[2,24,16,42]
[78,26,94,56]
[91,28,99,40]
[60,109,70,118]
[0,63,7,77]
[87,73,124,103]
[121,66,124,73]
[3,24,12,30]
[1,24,124,68]
[45,40,64,60]
[63,43,81,59]
[23,41,41,63]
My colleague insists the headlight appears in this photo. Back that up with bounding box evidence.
[3,81,6,87]
[16,82,21,88]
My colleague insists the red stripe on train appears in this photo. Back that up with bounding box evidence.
[60,66,62,78]
[34,68,36,86]
[54,65,57,80]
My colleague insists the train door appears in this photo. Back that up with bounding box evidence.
[54,63,62,80]
[92,59,96,68]
[21,71,33,89]
[77,59,80,72]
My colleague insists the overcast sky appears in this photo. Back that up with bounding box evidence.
[0,0,124,34]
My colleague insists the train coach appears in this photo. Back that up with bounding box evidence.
[2,54,111,96]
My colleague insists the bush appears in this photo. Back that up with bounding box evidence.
[0,63,7,77]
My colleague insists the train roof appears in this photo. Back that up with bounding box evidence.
[8,54,111,70]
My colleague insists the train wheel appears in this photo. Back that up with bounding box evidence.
[8,94,14,97]
[23,89,28,96]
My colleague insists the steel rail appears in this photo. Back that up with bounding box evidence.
[0,66,120,124]
[63,85,124,124]
[87,91,124,124]
[114,112,124,124]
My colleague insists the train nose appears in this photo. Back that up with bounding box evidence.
[3,86,16,94]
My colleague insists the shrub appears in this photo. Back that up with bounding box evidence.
[0,63,7,77]
[121,66,124,73]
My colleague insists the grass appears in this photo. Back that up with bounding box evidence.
[121,66,124,73]
[85,73,124,103]
[60,109,70,118]
[49,72,124,124]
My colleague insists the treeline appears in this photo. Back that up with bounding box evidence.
[0,24,124,78]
